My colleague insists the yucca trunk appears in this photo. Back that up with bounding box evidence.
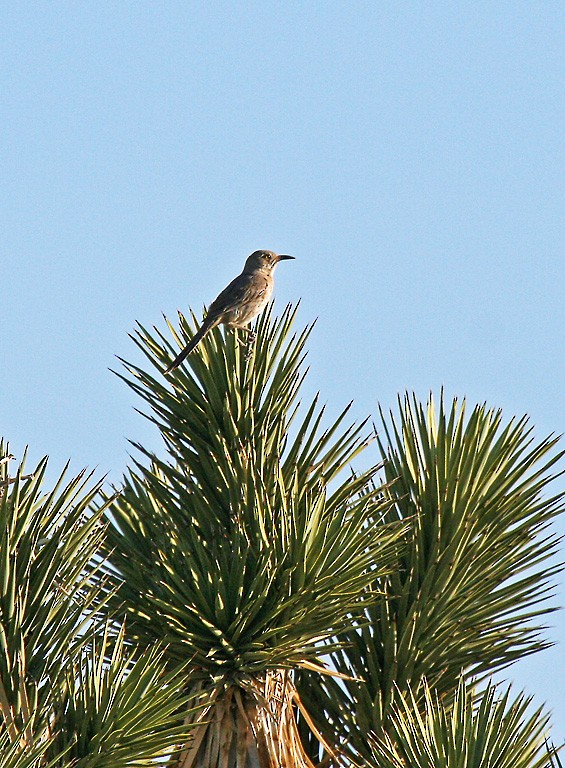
[173,671,321,768]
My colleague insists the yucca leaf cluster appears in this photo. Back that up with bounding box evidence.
[0,444,195,766]
[101,305,405,681]
[373,678,554,768]
[299,395,564,764]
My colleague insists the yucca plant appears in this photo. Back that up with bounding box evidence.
[97,304,406,767]
[45,623,197,766]
[299,394,564,763]
[0,442,106,753]
[371,677,554,768]
[0,443,197,766]
[0,732,60,768]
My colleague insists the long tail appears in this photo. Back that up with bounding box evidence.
[165,318,217,373]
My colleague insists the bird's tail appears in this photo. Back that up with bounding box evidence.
[165,318,216,374]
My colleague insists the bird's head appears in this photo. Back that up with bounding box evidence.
[243,250,295,273]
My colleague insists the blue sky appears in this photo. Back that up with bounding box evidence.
[1,1,564,738]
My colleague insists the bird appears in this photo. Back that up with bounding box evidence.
[165,250,294,373]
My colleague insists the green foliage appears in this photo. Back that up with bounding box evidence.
[0,444,198,766]
[99,305,405,683]
[0,732,62,768]
[299,394,563,761]
[0,442,106,744]
[377,394,562,678]
[371,678,553,768]
[46,624,196,767]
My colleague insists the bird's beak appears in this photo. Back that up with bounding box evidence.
[277,254,295,261]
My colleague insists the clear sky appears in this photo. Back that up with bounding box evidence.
[1,0,564,739]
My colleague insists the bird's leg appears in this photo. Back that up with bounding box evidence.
[242,328,256,359]
[231,326,256,358]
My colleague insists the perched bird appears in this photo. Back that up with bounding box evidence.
[165,250,294,373]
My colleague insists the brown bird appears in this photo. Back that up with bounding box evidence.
[165,250,294,373]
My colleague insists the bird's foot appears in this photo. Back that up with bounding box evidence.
[241,329,256,359]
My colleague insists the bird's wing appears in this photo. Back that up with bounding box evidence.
[206,272,269,318]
